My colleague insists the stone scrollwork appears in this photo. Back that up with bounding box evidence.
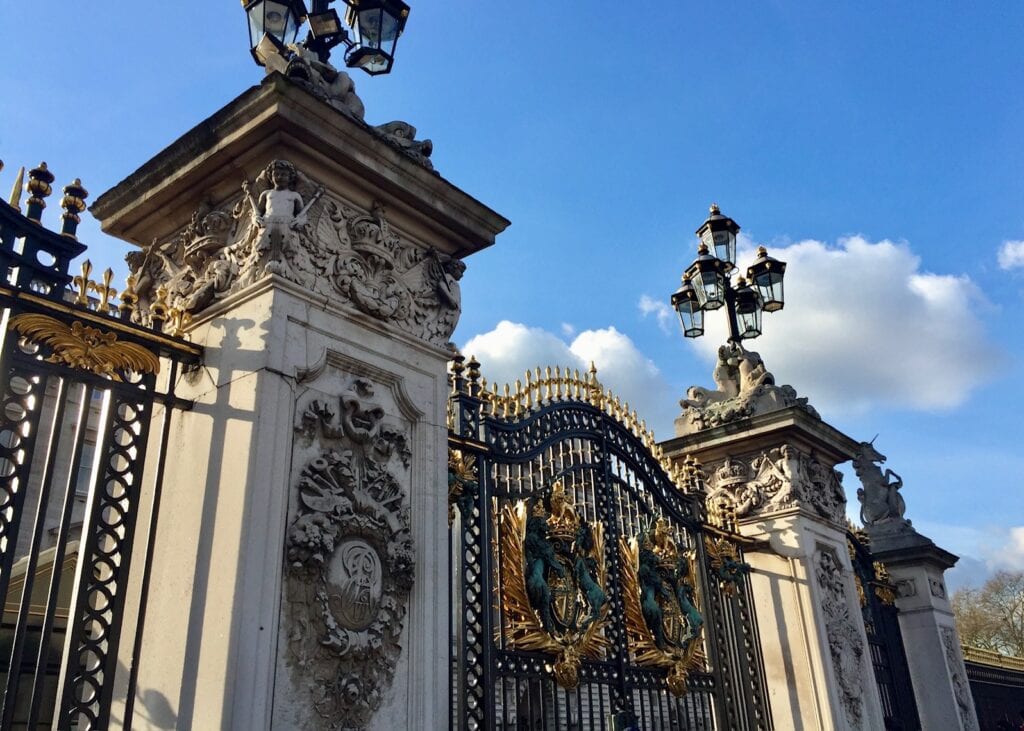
[125,159,464,346]
[676,342,818,435]
[285,377,414,729]
[941,626,978,731]
[815,547,866,729]
[619,519,705,696]
[499,483,611,689]
[705,445,846,524]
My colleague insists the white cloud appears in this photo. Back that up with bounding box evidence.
[560,322,576,337]
[690,236,1001,415]
[997,240,1024,270]
[462,321,678,437]
[638,294,673,334]
[914,521,1024,590]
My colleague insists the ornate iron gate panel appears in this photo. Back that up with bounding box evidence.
[847,529,920,730]
[450,358,770,730]
[0,166,201,730]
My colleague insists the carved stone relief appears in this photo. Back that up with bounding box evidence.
[676,342,818,435]
[704,444,846,524]
[941,626,978,730]
[265,45,435,171]
[815,547,866,729]
[895,578,916,598]
[284,377,414,728]
[125,160,463,346]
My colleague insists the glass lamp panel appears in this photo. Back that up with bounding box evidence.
[737,308,762,339]
[713,230,736,267]
[757,272,785,312]
[698,269,724,309]
[683,304,704,338]
[358,8,385,48]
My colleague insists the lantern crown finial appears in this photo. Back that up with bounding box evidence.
[709,202,720,215]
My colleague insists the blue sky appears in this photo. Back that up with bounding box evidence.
[2,2,1022,587]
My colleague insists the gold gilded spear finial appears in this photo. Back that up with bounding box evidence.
[8,166,25,211]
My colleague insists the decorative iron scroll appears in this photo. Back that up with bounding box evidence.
[704,535,751,597]
[285,378,414,729]
[499,485,611,689]
[8,313,161,378]
[450,355,772,730]
[619,520,705,696]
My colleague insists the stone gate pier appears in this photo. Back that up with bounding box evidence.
[90,70,508,729]
[661,341,977,730]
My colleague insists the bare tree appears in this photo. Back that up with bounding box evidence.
[952,570,1024,657]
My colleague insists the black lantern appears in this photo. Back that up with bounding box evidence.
[345,0,410,75]
[696,203,740,271]
[308,8,346,44]
[671,276,705,338]
[244,0,306,65]
[733,278,763,339]
[747,246,787,312]
[686,243,726,310]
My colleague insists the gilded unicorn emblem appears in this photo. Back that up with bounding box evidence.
[500,481,610,689]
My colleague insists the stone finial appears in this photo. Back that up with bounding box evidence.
[26,162,55,222]
[60,178,89,238]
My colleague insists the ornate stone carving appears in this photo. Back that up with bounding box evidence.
[815,548,866,729]
[895,578,917,598]
[676,342,818,435]
[271,44,367,120]
[125,160,464,346]
[853,439,911,528]
[285,377,414,729]
[705,445,846,524]
[941,626,978,730]
[264,46,435,170]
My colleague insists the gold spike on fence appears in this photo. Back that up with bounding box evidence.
[449,355,702,495]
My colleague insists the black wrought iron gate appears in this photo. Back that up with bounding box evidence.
[0,163,200,729]
[449,357,770,730]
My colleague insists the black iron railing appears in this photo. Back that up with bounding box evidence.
[448,357,770,730]
[0,159,201,730]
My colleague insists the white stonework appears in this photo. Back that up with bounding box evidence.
[663,354,886,731]
[871,532,979,731]
[93,74,507,730]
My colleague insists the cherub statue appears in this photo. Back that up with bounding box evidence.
[241,160,323,282]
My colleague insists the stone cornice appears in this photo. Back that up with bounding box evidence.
[91,74,509,258]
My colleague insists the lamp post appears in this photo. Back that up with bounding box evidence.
[670,205,786,343]
[243,0,410,74]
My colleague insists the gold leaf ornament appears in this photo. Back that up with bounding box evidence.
[619,534,706,696]
[498,500,610,689]
[8,313,160,379]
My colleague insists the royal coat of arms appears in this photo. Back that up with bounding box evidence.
[499,481,610,688]
[619,518,705,696]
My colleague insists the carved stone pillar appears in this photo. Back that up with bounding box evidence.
[869,528,978,730]
[91,72,508,729]
[662,345,887,730]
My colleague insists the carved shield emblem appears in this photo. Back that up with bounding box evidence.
[328,539,383,631]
